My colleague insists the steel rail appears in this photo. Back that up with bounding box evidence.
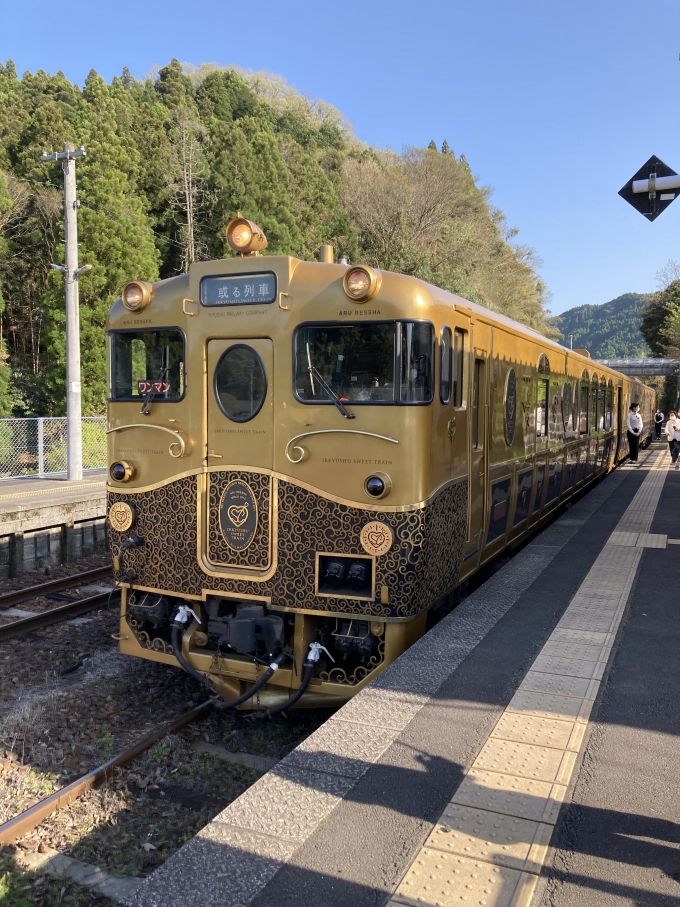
[0,700,213,845]
[0,589,119,643]
[0,566,112,611]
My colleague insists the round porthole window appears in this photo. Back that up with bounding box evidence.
[214,345,267,422]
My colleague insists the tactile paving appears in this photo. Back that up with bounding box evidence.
[506,690,585,721]
[519,671,594,699]
[530,654,601,680]
[391,848,537,907]
[550,628,609,645]
[491,712,579,750]
[608,531,639,546]
[426,804,553,873]
[473,738,575,784]
[540,640,607,661]
[451,768,566,824]
[636,532,667,548]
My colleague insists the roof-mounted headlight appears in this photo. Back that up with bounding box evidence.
[122,281,153,312]
[342,266,381,303]
[226,215,268,256]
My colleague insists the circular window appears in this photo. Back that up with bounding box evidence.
[214,345,267,422]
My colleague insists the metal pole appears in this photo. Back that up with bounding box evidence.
[37,418,44,478]
[41,143,87,481]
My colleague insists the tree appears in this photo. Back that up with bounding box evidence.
[166,106,211,268]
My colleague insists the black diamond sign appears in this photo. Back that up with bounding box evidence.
[619,155,679,221]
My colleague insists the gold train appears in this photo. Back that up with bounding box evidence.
[106,217,654,712]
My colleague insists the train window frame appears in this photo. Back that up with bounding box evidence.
[440,325,452,405]
[107,326,187,403]
[292,320,435,407]
[606,379,614,431]
[536,377,549,440]
[213,343,268,423]
[562,382,574,437]
[453,328,467,409]
[472,358,484,450]
[579,370,589,436]
[590,374,598,433]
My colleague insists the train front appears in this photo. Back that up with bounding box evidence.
[106,219,467,710]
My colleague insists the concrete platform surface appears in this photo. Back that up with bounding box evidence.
[124,446,680,907]
[0,470,106,534]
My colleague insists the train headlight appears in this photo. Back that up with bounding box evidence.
[110,460,134,483]
[122,281,153,312]
[226,215,268,255]
[364,472,392,499]
[343,266,380,303]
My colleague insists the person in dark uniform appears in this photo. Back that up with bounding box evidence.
[654,408,664,440]
[626,402,643,466]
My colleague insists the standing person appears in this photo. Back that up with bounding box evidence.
[654,408,664,440]
[665,410,680,468]
[626,402,643,466]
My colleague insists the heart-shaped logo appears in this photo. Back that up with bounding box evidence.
[227,504,248,527]
[367,529,387,548]
[360,520,394,556]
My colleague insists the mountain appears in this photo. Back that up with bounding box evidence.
[552,293,650,359]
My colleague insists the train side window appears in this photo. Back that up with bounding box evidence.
[606,380,614,430]
[440,326,452,404]
[472,358,484,449]
[579,371,589,435]
[536,378,549,438]
[562,382,573,437]
[109,328,185,401]
[599,377,606,431]
[400,322,434,403]
[590,374,598,432]
[453,328,466,407]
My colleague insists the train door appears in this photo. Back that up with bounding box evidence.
[464,322,491,565]
[206,338,274,470]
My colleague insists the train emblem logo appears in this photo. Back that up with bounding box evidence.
[109,502,134,532]
[219,480,258,550]
[360,521,394,557]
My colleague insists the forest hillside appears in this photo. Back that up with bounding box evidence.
[553,293,650,359]
[0,59,553,416]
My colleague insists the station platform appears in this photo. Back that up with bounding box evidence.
[126,444,680,907]
[0,471,106,576]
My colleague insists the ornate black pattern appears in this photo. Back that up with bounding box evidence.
[108,473,468,620]
[208,471,271,568]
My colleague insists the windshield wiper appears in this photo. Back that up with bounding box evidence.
[306,343,355,420]
[140,365,169,415]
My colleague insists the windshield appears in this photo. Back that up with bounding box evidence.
[109,329,185,401]
[294,322,433,405]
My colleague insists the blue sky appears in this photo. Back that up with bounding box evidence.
[2,0,679,315]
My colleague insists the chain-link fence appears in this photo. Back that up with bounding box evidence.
[0,417,107,479]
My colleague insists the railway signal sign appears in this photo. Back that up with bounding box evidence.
[619,155,680,221]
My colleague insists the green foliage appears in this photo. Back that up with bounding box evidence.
[0,59,554,415]
[554,293,651,358]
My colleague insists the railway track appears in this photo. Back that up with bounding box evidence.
[0,700,212,845]
[0,588,119,643]
[0,566,112,611]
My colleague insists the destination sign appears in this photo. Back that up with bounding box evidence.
[201,272,277,307]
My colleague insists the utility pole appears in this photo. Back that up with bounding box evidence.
[41,143,91,481]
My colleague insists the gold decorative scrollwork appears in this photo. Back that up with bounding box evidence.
[107,423,189,458]
[109,473,468,620]
[285,430,399,464]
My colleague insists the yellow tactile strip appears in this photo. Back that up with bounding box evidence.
[0,481,105,501]
[388,449,669,907]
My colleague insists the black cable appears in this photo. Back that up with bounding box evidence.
[171,618,290,706]
[261,659,315,718]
